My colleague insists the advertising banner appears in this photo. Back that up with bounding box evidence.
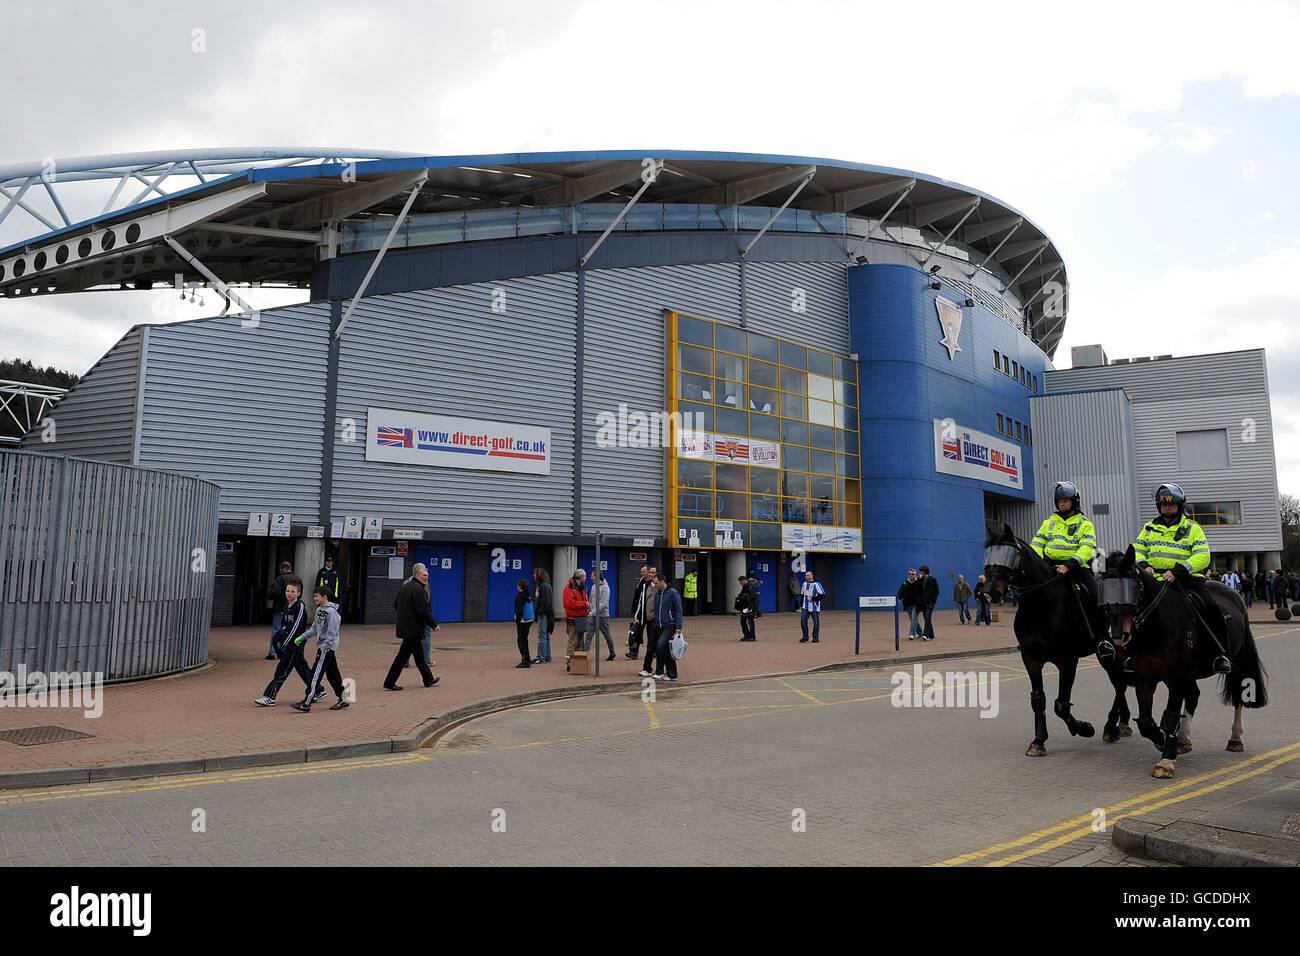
[367,408,551,476]
[933,418,1022,490]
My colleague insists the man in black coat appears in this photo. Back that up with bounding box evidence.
[384,563,440,690]
[918,565,940,641]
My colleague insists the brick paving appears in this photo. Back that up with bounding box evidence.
[0,607,1020,775]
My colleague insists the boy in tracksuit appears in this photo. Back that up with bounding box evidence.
[290,586,350,712]
[254,579,323,706]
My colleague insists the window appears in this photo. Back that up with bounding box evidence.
[1026,426,1032,446]
[1015,421,1022,441]
[996,413,1004,434]
[1003,355,1010,375]
[993,349,1001,369]
[1032,374,1038,393]
[1176,429,1230,470]
[1187,501,1242,526]
[1012,360,1019,380]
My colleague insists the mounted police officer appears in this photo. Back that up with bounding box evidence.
[1031,480,1098,591]
[1109,482,1231,675]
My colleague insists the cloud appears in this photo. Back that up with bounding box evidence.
[1168,122,1234,154]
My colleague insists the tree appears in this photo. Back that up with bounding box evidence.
[1281,493,1300,571]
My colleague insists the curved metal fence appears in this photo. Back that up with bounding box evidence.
[0,450,219,680]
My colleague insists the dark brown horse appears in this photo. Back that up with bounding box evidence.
[984,524,1132,756]
[1098,547,1268,778]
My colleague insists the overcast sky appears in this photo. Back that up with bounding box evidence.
[2,0,1298,492]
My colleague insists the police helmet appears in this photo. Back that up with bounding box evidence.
[1053,481,1081,513]
[1155,483,1186,513]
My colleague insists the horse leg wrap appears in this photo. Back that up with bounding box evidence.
[1053,699,1071,720]
[1160,708,1181,739]
[1030,691,1047,713]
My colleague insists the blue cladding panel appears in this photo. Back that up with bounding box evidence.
[843,263,1043,607]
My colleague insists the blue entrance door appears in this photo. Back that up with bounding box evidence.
[578,547,618,617]
[487,546,534,621]
[747,551,778,614]
[412,544,464,623]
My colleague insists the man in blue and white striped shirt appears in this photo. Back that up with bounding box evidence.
[798,572,825,644]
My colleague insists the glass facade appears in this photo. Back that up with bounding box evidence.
[668,312,862,553]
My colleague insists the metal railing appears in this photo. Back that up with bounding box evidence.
[0,450,219,680]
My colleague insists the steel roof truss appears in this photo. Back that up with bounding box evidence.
[920,199,980,269]
[740,169,816,258]
[846,180,917,259]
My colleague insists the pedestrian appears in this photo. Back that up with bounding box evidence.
[897,568,921,639]
[532,568,554,664]
[973,574,992,625]
[267,560,294,659]
[584,569,616,662]
[315,555,340,603]
[1278,570,1290,613]
[638,566,661,677]
[953,573,972,624]
[514,578,534,668]
[628,565,654,660]
[1241,571,1253,608]
[652,571,684,682]
[383,563,440,690]
[787,572,800,612]
[563,568,591,672]
[288,586,350,712]
[254,579,323,706]
[798,571,825,643]
[918,565,939,641]
[394,568,437,671]
[735,575,758,641]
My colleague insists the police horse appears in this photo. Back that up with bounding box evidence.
[1098,547,1268,778]
[983,525,1133,757]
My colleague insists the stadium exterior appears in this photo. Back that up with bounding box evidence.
[5,148,1271,630]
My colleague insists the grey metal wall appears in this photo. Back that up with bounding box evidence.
[0,450,219,679]
[20,326,141,462]
[137,303,332,521]
[744,260,849,354]
[330,274,579,531]
[1027,388,1141,556]
[1047,351,1281,553]
[581,263,742,535]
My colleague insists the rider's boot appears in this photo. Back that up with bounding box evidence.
[1096,640,1116,663]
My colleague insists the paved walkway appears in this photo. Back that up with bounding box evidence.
[0,608,1017,779]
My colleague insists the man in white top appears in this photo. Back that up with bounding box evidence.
[798,571,825,644]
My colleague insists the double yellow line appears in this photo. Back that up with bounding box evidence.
[932,739,1300,866]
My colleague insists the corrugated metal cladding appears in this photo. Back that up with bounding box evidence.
[137,303,332,521]
[1047,351,1282,553]
[1028,389,1141,557]
[331,274,578,531]
[0,450,218,679]
[743,260,849,354]
[580,263,744,535]
[20,326,141,462]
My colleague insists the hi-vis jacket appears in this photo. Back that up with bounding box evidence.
[1031,512,1097,567]
[1134,515,1211,578]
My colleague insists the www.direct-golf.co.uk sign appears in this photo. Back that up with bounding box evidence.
[933,418,1020,489]
[367,408,551,476]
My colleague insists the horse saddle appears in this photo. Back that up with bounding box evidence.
[1185,590,1243,657]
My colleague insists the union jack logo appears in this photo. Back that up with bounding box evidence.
[942,436,961,460]
[377,425,412,448]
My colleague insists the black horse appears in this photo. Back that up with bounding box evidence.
[1098,547,1268,778]
[983,524,1132,756]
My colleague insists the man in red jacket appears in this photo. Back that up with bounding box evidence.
[563,568,592,672]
